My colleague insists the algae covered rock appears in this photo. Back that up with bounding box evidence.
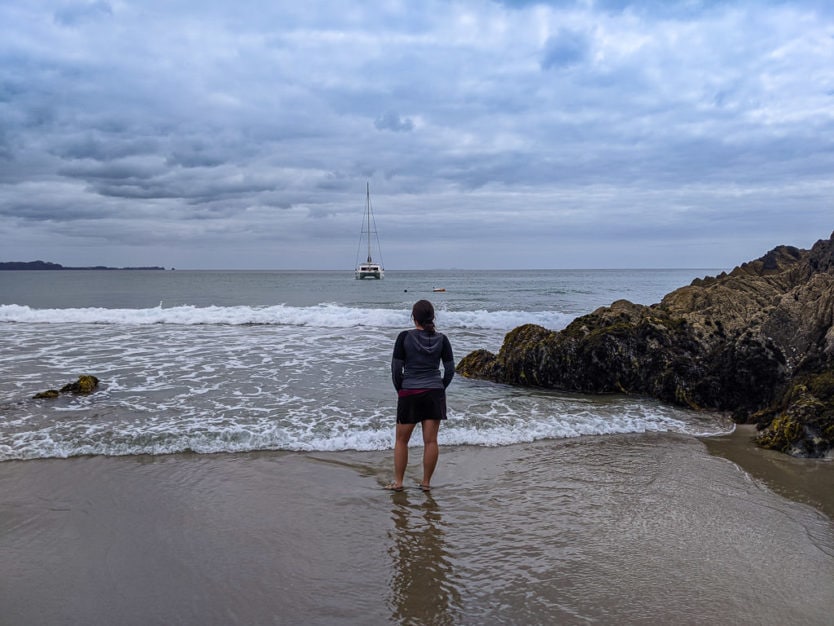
[755,368,834,457]
[60,375,99,395]
[33,389,61,399]
[33,375,100,399]
[461,302,787,413]
[457,348,502,381]
[459,232,834,458]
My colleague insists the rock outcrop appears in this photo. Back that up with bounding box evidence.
[458,232,834,458]
[33,375,100,399]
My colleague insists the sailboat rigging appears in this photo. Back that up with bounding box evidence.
[355,182,384,279]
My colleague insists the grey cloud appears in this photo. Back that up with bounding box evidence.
[541,29,590,70]
[0,129,11,160]
[497,1,761,16]
[53,135,160,161]
[58,160,161,182]
[374,111,414,132]
[0,192,111,221]
[1,0,832,269]
[86,168,280,206]
[54,1,113,26]
[165,147,226,168]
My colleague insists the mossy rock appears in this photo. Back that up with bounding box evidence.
[805,369,834,401]
[756,368,834,457]
[60,375,100,395]
[33,389,60,399]
[34,375,100,399]
[456,232,834,458]
[755,413,804,453]
[457,349,501,380]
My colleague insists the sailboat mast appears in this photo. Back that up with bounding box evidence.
[366,182,372,263]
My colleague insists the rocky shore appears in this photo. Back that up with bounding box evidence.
[459,232,834,458]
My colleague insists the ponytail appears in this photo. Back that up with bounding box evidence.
[411,299,436,335]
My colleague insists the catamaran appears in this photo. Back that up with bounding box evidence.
[355,182,384,279]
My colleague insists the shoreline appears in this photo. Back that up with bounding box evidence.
[2,431,832,624]
[702,424,834,519]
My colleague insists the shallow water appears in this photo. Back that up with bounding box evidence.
[0,269,731,460]
[2,434,832,625]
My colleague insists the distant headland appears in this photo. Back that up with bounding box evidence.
[0,260,167,271]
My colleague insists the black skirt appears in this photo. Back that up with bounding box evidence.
[396,389,447,424]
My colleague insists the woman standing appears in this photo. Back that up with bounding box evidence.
[386,300,455,492]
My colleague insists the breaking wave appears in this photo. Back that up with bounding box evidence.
[0,303,572,331]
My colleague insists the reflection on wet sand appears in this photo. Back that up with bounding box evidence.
[387,492,463,624]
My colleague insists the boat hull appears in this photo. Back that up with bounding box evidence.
[355,266,383,279]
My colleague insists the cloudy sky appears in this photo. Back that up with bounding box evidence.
[1,0,832,270]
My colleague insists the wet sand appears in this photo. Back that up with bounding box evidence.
[703,424,834,519]
[2,433,833,625]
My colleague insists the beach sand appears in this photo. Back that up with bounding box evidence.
[704,424,834,520]
[2,433,833,625]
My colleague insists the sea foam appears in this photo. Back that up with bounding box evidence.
[0,407,733,461]
[0,303,572,331]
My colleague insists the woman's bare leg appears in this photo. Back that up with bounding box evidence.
[420,419,441,489]
[392,423,416,488]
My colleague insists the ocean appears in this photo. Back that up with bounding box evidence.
[0,269,732,460]
[2,269,833,625]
